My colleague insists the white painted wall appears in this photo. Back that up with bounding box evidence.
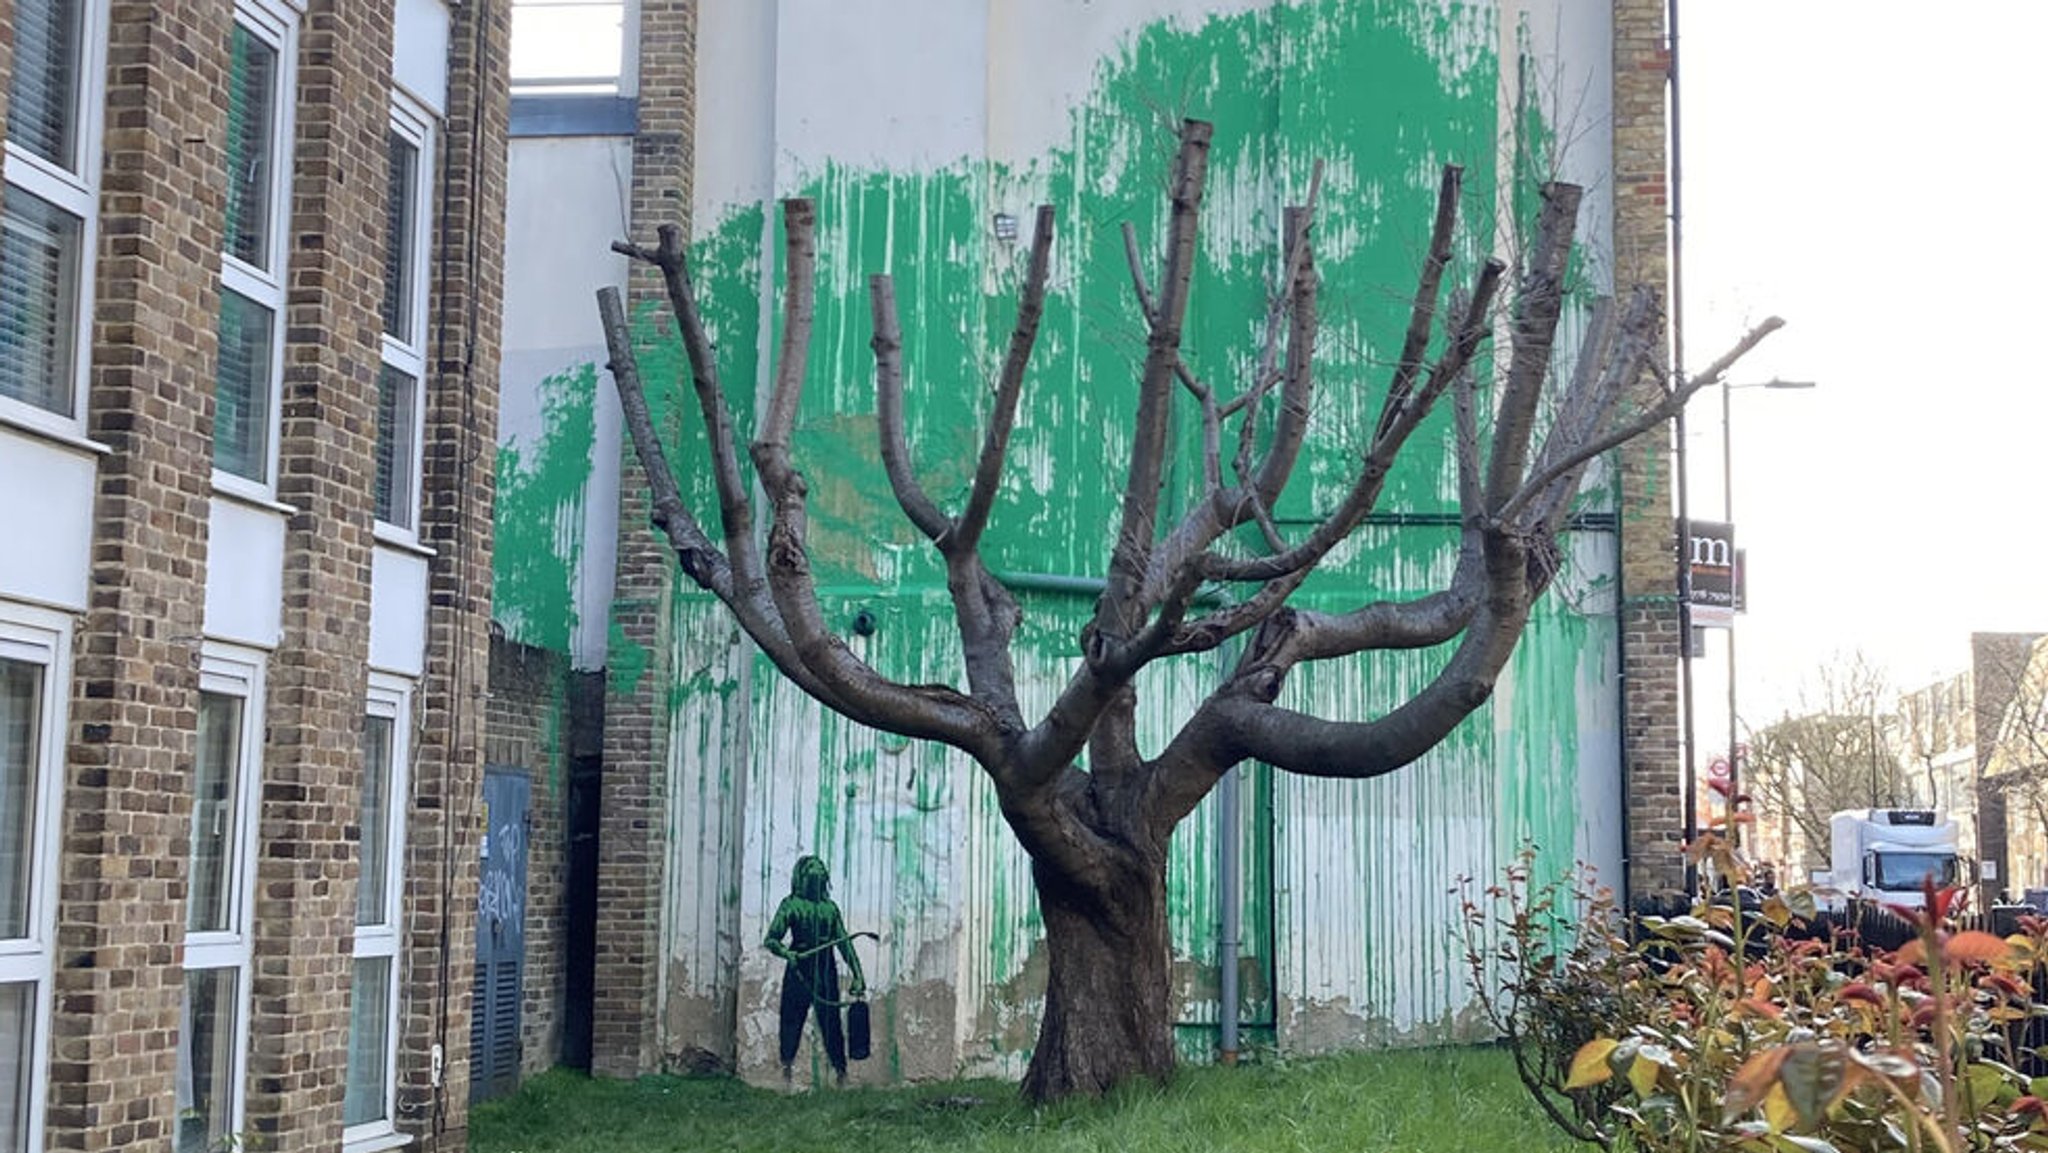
[202,496,285,650]
[369,544,430,677]
[647,0,1624,1081]
[771,0,989,179]
[394,0,451,115]
[501,135,632,670]
[691,0,777,215]
[1503,0,1617,294]
[0,429,95,614]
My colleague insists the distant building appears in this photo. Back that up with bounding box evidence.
[1897,669,1980,860]
[1982,634,2048,898]
[1885,632,2037,905]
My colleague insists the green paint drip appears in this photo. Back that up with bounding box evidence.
[672,1,1508,604]
[593,0,1616,1056]
[494,363,597,654]
[607,607,652,696]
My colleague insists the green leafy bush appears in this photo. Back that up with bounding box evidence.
[1464,833,2048,1153]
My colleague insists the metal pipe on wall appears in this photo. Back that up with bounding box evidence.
[1668,0,1700,896]
[1217,764,1242,1064]
[1724,377,1740,834]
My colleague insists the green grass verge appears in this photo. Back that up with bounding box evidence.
[470,1045,1589,1153]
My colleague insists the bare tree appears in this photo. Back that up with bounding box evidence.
[595,121,1779,1101]
[1743,653,1909,873]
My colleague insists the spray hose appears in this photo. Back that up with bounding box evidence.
[783,931,879,1008]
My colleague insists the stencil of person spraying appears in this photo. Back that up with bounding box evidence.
[765,855,875,1086]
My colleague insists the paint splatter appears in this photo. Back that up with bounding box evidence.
[495,364,597,654]
[592,0,1623,1077]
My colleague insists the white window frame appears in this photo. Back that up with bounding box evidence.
[0,605,71,1153]
[373,94,435,541]
[211,0,298,501]
[0,0,110,440]
[343,674,410,1151]
[180,645,264,1153]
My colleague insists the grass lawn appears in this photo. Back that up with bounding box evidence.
[469,1045,1588,1153]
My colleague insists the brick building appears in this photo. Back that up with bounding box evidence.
[0,1,507,1150]
[1613,0,1685,901]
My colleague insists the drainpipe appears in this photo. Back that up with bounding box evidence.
[994,570,1227,607]
[993,570,1243,1064]
[1217,761,1242,1064]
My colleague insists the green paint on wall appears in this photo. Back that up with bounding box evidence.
[621,0,1620,1060]
[495,363,597,654]
[608,609,652,697]
[670,0,1510,603]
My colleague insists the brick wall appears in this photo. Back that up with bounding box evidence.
[1611,0,1684,900]
[7,2,508,1149]
[484,636,570,1078]
[243,2,393,1149]
[46,2,230,1148]
[405,0,510,1144]
[593,0,697,1079]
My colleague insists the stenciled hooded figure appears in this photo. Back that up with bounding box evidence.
[765,854,865,1084]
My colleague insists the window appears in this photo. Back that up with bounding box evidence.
[178,649,262,1153]
[212,3,296,492]
[344,678,409,1144]
[1,0,106,432]
[0,608,71,1153]
[1869,850,1958,893]
[375,98,433,535]
[509,0,626,95]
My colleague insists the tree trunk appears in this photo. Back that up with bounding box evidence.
[1021,847,1176,1101]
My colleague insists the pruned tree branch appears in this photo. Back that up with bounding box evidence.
[1201,259,1505,589]
[1232,332,1488,671]
[610,224,765,597]
[1015,120,1216,790]
[595,286,732,599]
[1237,166,1323,504]
[752,198,820,489]
[1231,201,1316,553]
[608,204,1000,762]
[1374,164,1463,443]
[598,284,859,723]
[1483,182,1581,515]
[955,204,1056,556]
[1495,311,1785,527]
[1204,526,1535,784]
[872,269,1027,725]
[1096,120,1213,653]
[870,274,951,541]
[1125,219,1227,493]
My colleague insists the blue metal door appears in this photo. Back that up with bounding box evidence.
[471,766,530,1101]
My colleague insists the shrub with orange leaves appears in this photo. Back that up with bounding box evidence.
[1465,840,2048,1153]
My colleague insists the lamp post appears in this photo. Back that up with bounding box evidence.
[1721,378,1816,834]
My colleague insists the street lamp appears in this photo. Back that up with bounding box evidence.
[1722,378,1816,833]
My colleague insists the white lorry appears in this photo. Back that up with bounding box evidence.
[1809,808,1961,914]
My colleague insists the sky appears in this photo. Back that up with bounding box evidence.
[1679,2,2048,731]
